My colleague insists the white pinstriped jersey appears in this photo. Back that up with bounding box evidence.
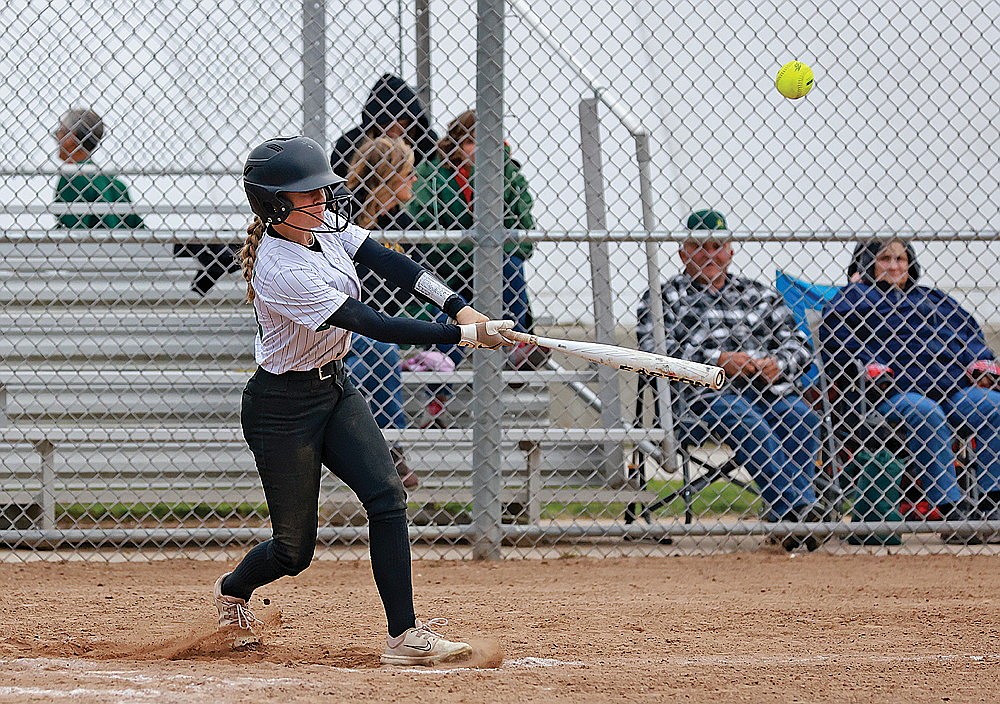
[251,213,370,373]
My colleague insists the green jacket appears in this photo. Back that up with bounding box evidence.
[54,162,145,229]
[409,149,534,290]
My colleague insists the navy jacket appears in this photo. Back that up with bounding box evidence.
[820,281,994,400]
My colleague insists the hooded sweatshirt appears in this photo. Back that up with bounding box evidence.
[330,74,437,179]
[820,239,994,400]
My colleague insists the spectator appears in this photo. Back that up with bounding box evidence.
[53,108,144,230]
[820,237,1000,525]
[408,109,535,334]
[636,209,823,550]
[331,74,437,180]
[172,242,241,297]
[344,137,421,488]
[406,109,537,426]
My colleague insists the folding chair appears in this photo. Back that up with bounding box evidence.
[626,374,750,525]
[774,271,848,516]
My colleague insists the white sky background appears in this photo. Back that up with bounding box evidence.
[0,0,997,325]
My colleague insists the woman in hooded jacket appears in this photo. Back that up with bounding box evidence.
[820,237,1000,524]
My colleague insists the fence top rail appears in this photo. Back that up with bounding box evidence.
[1,228,998,245]
[8,204,247,216]
[0,368,597,385]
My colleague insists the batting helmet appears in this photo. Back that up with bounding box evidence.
[243,136,349,226]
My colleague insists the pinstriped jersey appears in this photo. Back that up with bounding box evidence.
[252,213,369,373]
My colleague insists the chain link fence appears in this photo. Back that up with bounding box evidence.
[1,0,998,560]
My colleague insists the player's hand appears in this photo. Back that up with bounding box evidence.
[454,306,489,325]
[967,360,1000,390]
[458,320,516,349]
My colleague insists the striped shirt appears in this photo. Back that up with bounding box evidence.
[636,273,813,397]
[252,213,368,373]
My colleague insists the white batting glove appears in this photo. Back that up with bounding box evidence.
[458,320,516,349]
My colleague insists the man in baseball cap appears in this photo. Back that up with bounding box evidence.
[685,208,727,232]
[636,207,825,550]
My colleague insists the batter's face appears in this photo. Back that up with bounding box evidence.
[874,240,909,289]
[679,238,733,290]
[284,188,327,227]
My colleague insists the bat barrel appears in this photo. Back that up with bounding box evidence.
[502,330,725,389]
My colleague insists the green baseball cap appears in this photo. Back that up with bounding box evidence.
[686,209,728,231]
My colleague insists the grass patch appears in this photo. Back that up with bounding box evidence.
[541,479,764,520]
[56,482,766,525]
[59,502,268,522]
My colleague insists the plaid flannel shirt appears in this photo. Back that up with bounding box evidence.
[636,273,813,400]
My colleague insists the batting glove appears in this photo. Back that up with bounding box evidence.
[458,320,516,349]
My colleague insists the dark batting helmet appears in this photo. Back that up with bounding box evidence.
[243,135,350,228]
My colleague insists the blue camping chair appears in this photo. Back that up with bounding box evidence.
[774,271,849,514]
[774,270,841,390]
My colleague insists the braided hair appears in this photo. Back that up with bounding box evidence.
[239,217,266,303]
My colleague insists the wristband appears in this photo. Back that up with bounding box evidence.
[414,271,456,308]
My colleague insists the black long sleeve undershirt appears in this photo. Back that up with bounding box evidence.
[353,237,467,318]
[322,297,461,346]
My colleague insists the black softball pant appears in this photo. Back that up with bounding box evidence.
[222,364,415,637]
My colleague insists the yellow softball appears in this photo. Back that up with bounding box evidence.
[775,61,814,100]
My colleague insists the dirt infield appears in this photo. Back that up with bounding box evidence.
[0,554,998,703]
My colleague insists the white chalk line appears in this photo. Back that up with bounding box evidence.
[397,656,588,674]
[0,658,307,703]
[664,653,1000,666]
[0,654,585,689]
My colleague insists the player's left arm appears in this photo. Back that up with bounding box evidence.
[353,236,480,322]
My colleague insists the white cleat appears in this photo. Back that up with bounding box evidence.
[213,572,262,650]
[381,618,473,666]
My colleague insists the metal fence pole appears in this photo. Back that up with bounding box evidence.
[301,0,326,145]
[414,0,432,117]
[636,132,677,472]
[578,96,625,483]
[471,0,506,560]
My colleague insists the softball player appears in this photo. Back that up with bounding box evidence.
[214,135,512,665]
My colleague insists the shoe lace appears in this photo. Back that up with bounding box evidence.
[414,617,449,640]
[223,599,263,630]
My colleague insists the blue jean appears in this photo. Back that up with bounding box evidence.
[878,387,1000,503]
[691,391,820,520]
[436,253,532,369]
[345,335,406,430]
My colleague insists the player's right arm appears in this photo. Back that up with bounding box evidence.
[324,299,510,349]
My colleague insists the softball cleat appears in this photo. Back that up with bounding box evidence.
[213,572,262,650]
[381,618,473,666]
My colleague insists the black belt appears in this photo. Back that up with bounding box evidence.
[260,359,345,382]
